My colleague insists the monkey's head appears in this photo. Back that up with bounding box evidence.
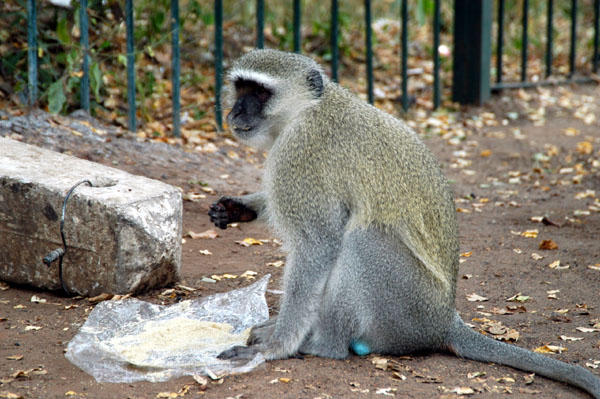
[225,49,328,150]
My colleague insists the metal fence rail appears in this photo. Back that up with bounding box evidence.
[23,1,599,136]
[492,0,600,91]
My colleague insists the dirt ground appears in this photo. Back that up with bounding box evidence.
[1,84,600,399]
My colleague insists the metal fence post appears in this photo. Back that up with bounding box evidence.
[365,0,373,104]
[80,0,89,112]
[293,0,301,53]
[125,0,136,131]
[214,0,223,131]
[593,0,599,73]
[400,0,408,111]
[256,0,264,49]
[331,0,339,82]
[27,0,37,106]
[171,0,181,137]
[433,0,441,109]
[452,0,492,105]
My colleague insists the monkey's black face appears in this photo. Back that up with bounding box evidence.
[227,79,273,140]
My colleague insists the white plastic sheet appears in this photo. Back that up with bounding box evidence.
[65,275,270,383]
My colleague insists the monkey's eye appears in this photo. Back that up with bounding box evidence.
[254,85,272,103]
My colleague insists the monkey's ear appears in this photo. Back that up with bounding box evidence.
[306,69,324,98]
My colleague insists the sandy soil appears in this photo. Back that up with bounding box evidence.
[1,85,599,399]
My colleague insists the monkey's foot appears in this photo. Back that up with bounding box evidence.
[247,318,277,345]
[350,339,371,356]
[217,345,260,360]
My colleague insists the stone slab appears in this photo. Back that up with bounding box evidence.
[0,137,182,296]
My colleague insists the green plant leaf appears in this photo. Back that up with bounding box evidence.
[90,62,102,101]
[48,80,66,114]
[56,15,70,46]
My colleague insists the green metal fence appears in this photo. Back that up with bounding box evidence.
[23,0,600,136]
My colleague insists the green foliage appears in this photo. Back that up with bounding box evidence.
[90,61,102,102]
[416,0,434,27]
[48,80,66,114]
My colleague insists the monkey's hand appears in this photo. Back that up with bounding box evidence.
[208,196,257,229]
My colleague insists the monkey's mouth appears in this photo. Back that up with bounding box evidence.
[230,124,258,138]
[232,125,253,132]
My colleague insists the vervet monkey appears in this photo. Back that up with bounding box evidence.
[208,49,600,398]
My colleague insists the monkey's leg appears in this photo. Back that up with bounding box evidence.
[301,227,454,358]
[219,234,344,360]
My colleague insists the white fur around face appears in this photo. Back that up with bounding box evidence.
[228,69,280,90]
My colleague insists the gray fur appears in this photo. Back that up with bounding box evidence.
[214,49,600,398]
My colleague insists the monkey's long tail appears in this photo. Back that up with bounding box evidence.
[445,313,600,399]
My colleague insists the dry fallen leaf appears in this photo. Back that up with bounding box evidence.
[460,251,473,257]
[575,190,596,200]
[88,293,114,304]
[199,249,212,256]
[531,253,544,260]
[236,237,263,247]
[563,127,580,136]
[586,360,600,369]
[477,319,520,341]
[560,335,583,341]
[240,270,258,280]
[489,306,522,315]
[520,229,538,238]
[187,229,218,239]
[576,327,600,333]
[539,240,558,250]
[523,373,535,384]
[496,376,515,383]
[372,356,389,370]
[547,289,560,299]
[445,386,475,395]
[267,260,284,268]
[375,387,396,396]
[0,393,24,399]
[6,355,23,361]
[467,371,486,379]
[576,141,593,155]
[467,293,488,302]
[30,295,47,304]
[182,192,206,202]
[534,344,567,354]
[548,260,569,270]
[210,273,237,281]
[507,293,530,303]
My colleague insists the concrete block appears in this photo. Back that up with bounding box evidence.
[0,137,182,296]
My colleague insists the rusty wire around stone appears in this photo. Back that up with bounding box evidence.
[43,179,93,295]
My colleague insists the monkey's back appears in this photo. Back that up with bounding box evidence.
[265,83,459,294]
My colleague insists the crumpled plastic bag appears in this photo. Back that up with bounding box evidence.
[65,274,270,383]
